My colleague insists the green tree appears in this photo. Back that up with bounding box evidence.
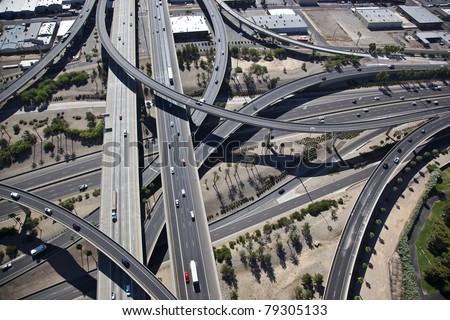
[5,244,18,258]
[427,222,450,257]
[301,273,314,290]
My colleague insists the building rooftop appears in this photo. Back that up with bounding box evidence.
[356,8,402,23]
[37,0,63,6]
[0,0,40,14]
[170,15,209,34]
[415,31,450,44]
[251,15,308,30]
[268,8,296,16]
[57,19,75,36]
[0,22,42,51]
[398,5,443,24]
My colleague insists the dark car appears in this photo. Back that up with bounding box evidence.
[321,76,327,81]
[72,223,81,231]
[383,162,389,169]
[278,188,285,195]
[121,258,130,268]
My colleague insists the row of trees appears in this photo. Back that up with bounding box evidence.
[230,46,287,61]
[20,71,90,106]
[0,130,38,168]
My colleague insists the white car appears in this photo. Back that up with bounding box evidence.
[171,167,174,174]
[374,97,380,100]
[1,262,12,271]
[79,184,88,191]
[394,157,400,164]
[175,199,179,208]
[44,208,53,215]
[10,192,20,200]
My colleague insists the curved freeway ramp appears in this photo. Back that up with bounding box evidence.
[324,115,450,300]
[0,184,176,300]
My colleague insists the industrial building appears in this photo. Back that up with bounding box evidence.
[170,15,210,41]
[437,7,450,21]
[397,5,443,30]
[251,14,308,34]
[169,0,194,4]
[0,0,39,19]
[415,31,450,47]
[35,0,63,14]
[0,22,55,54]
[268,8,297,16]
[56,19,75,41]
[355,8,403,30]
[0,0,83,19]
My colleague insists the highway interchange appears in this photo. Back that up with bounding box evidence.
[0,0,449,301]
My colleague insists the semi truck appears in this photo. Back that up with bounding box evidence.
[190,260,198,284]
[168,66,174,85]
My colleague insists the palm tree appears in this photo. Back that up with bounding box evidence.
[213,171,220,188]
[233,163,239,177]
[225,168,230,182]
[204,178,209,190]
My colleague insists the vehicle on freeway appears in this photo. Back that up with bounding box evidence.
[321,76,327,81]
[10,192,20,200]
[175,199,179,208]
[374,96,380,100]
[196,98,205,106]
[1,263,12,272]
[318,116,325,124]
[388,64,395,69]
[170,121,174,127]
[181,189,186,197]
[412,101,417,106]
[181,159,186,166]
[119,114,122,120]
[399,96,404,100]
[190,260,199,284]
[278,188,285,195]
[363,108,369,112]
[111,292,116,300]
[190,211,195,220]
[30,243,47,256]
[112,190,117,222]
[421,129,426,134]
[79,184,88,191]
[383,162,388,169]
[125,284,131,297]
[171,167,174,174]
[72,223,81,231]
[352,99,357,104]
[433,100,439,105]
[121,258,130,268]
[44,207,52,215]
[394,157,400,164]
[356,113,360,117]
[124,130,127,137]
[184,271,190,283]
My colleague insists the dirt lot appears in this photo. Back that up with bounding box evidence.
[303,8,412,48]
